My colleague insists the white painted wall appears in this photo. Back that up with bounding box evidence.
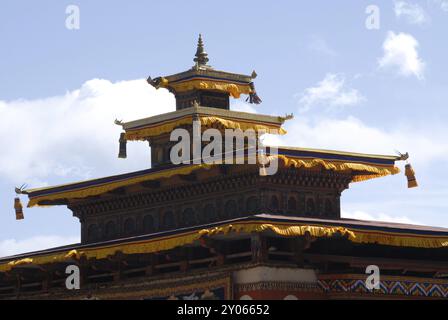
[233,266,317,284]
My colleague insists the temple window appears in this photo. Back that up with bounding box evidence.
[288,197,297,211]
[105,221,117,239]
[202,204,216,223]
[306,198,316,216]
[162,211,175,230]
[224,200,238,218]
[124,217,135,236]
[143,215,155,233]
[270,195,279,212]
[298,195,306,213]
[87,224,99,242]
[181,208,196,227]
[246,196,259,213]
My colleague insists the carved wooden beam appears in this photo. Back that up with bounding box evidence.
[179,173,197,182]
[140,180,161,189]
[107,187,127,195]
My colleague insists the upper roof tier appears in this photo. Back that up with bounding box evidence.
[119,105,291,141]
[147,34,262,110]
[19,146,401,208]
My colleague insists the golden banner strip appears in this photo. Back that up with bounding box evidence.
[276,155,400,182]
[1,221,446,273]
[26,164,208,207]
[25,156,398,207]
[125,115,286,141]
[165,79,253,98]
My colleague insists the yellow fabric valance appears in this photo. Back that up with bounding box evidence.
[26,164,209,208]
[1,220,446,273]
[201,116,287,135]
[198,223,356,239]
[25,154,398,208]
[353,231,448,249]
[274,155,400,183]
[125,115,286,141]
[162,79,253,99]
[0,250,81,272]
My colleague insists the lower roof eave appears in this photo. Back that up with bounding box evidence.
[1,214,447,271]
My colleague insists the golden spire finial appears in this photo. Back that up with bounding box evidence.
[194,34,209,67]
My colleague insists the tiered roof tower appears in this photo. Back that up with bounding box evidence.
[2,36,446,301]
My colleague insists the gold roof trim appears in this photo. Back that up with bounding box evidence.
[122,106,288,130]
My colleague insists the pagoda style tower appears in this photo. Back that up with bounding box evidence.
[3,35,447,301]
[16,35,403,244]
[149,34,261,111]
[120,34,286,168]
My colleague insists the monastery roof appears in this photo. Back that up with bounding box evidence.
[19,147,401,207]
[1,214,447,272]
[145,34,262,103]
[119,105,291,140]
[162,66,254,85]
[122,106,287,131]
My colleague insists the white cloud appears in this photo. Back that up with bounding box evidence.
[0,235,80,258]
[231,101,257,114]
[378,31,425,79]
[433,0,448,11]
[342,210,420,225]
[297,73,365,112]
[442,1,448,11]
[264,116,448,168]
[394,1,428,25]
[0,79,175,187]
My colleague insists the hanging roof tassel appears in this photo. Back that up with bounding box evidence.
[118,132,127,159]
[395,151,417,189]
[405,163,418,188]
[247,92,262,104]
[246,82,262,104]
[14,197,24,220]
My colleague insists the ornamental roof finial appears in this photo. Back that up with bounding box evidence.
[193,34,210,67]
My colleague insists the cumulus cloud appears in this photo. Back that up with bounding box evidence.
[264,116,447,169]
[0,79,177,257]
[0,235,80,258]
[0,78,175,187]
[297,73,365,112]
[378,31,425,79]
[394,1,428,25]
[441,1,448,10]
[433,0,448,11]
[231,101,257,114]
[341,210,420,225]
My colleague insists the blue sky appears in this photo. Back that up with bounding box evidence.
[1,0,448,256]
